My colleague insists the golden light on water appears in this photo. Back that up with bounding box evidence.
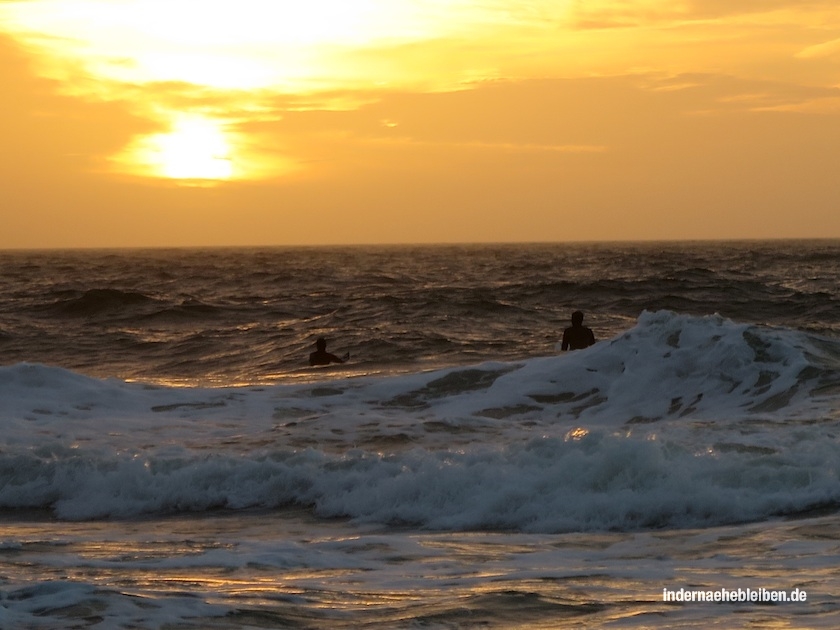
[565,427,589,442]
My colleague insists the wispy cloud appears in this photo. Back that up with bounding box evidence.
[4,0,840,186]
[796,37,840,59]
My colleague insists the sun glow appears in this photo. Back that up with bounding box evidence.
[10,0,775,187]
[0,0,582,182]
[0,0,468,91]
[3,0,529,182]
[114,116,234,181]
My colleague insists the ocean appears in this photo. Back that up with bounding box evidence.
[1,240,839,628]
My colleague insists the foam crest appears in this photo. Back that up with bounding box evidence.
[2,311,840,531]
[1,428,838,531]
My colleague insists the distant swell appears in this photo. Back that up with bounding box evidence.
[140,299,225,322]
[40,290,227,326]
[47,288,159,317]
[4,243,840,385]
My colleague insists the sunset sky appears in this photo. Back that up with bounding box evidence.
[2,0,840,248]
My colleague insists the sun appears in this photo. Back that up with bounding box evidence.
[116,116,235,181]
[153,118,233,180]
[1,0,576,183]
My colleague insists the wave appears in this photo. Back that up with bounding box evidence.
[1,429,838,530]
[43,288,160,317]
[139,299,226,323]
[39,289,228,324]
[2,311,840,531]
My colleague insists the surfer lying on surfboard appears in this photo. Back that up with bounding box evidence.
[309,337,350,366]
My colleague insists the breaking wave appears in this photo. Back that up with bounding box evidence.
[2,311,840,531]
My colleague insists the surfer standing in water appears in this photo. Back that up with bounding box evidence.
[309,337,349,366]
[561,311,596,351]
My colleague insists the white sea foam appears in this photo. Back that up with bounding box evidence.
[1,311,839,531]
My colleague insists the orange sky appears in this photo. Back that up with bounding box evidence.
[2,0,840,247]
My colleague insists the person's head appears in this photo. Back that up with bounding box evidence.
[315,337,327,351]
[571,311,584,326]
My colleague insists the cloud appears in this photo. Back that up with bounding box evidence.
[4,0,840,232]
[568,0,840,25]
[796,37,840,59]
[5,51,840,246]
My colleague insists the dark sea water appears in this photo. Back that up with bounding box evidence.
[2,240,839,385]
[1,240,840,628]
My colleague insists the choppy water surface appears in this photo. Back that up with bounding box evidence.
[1,240,840,628]
[2,240,839,385]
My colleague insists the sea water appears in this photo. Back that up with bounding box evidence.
[1,241,840,628]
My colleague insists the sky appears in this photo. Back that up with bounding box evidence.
[2,0,840,248]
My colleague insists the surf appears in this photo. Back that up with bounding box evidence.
[2,311,840,531]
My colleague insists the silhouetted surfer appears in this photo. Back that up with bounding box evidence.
[561,311,595,351]
[309,337,349,366]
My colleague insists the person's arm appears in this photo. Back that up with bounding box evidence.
[561,329,570,351]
